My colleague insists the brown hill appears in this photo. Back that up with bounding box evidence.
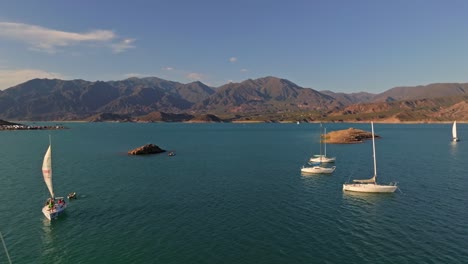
[193,76,341,113]
[326,95,468,122]
[3,76,468,122]
[137,111,194,122]
[372,83,468,102]
[0,77,214,120]
[320,90,375,104]
[86,113,132,122]
[188,114,223,123]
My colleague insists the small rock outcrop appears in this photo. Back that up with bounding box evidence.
[128,144,166,155]
[325,128,380,144]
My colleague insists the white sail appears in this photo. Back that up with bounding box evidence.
[42,145,54,198]
[452,121,458,140]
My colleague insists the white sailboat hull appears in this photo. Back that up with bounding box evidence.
[301,165,336,174]
[343,183,397,193]
[42,203,67,220]
[309,155,336,163]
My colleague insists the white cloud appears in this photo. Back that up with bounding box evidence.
[0,69,65,90]
[229,57,237,63]
[0,21,135,53]
[111,38,136,53]
[186,72,204,81]
[162,67,174,71]
[240,68,248,72]
[123,73,145,78]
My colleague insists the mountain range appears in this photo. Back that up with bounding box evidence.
[1,76,467,122]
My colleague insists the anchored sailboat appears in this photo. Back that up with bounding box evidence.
[302,126,336,174]
[309,127,336,163]
[343,122,397,193]
[301,163,336,174]
[41,138,67,220]
[452,121,460,142]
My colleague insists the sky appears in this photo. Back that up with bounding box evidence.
[1,0,468,93]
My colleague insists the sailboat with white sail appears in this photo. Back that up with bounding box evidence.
[41,138,67,220]
[452,121,460,142]
[343,122,397,193]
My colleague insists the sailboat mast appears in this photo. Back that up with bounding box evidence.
[324,127,327,157]
[371,122,377,178]
[319,123,323,162]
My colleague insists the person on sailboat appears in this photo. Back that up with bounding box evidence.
[48,199,54,210]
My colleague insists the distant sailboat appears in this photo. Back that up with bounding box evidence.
[41,138,67,220]
[343,122,397,193]
[302,125,336,174]
[301,164,336,174]
[309,127,336,163]
[452,121,460,142]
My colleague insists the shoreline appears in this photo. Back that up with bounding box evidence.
[6,120,463,124]
[0,124,67,131]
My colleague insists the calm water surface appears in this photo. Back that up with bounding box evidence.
[0,122,467,263]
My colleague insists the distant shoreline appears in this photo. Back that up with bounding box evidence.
[4,120,462,125]
[0,124,67,131]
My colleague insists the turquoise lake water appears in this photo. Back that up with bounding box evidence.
[0,122,467,263]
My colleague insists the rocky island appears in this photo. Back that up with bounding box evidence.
[324,128,379,144]
[128,144,166,155]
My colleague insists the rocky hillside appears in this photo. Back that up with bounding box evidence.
[193,77,341,113]
[372,83,468,102]
[1,76,468,122]
[327,95,468,122]
[0,78,214,120]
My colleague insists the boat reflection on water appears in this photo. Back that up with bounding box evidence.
[41,218,54,256]
[342,191,395,211]
[41,214,69,261]
[343,190,394,200]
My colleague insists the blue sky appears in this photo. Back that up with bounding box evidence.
[1,0,468,93]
